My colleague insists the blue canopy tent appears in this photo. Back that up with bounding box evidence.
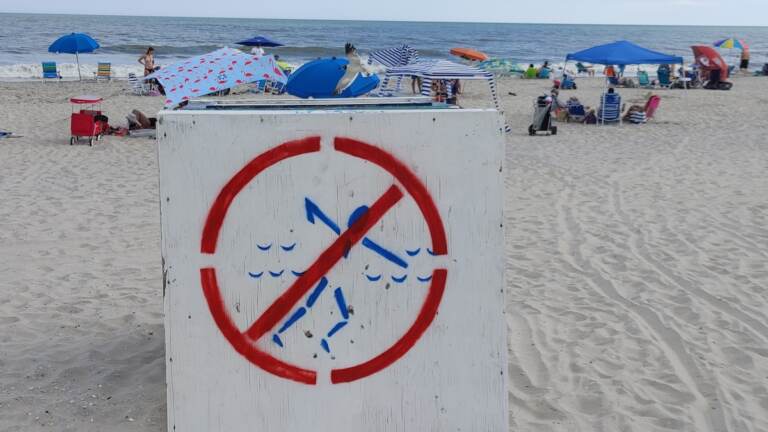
[565,40,683,67]
[384,59,509,132]
[564,40,685,124]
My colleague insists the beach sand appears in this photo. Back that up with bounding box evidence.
[0,76,767,431]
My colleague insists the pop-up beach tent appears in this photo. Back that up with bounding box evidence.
[383,59,509,132]
[565,40,683,68]
[145,47,286,108]
[565,40,684,124]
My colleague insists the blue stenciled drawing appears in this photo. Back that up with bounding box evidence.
[257,243,272,251]
[305,198,408,269]
[270,276,352,355]
[391,274,408,283]
[248,271,264,279]
[281,243,297,251]
[365,274,382,282]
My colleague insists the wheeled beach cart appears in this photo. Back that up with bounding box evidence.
[70,95,108,146]
[528,95,557,136]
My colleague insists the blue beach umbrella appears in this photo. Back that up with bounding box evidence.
[236,36,283,47]
[48,33,100,80]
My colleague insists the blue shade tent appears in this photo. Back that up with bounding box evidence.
[565,40,685,125]
[48,33,100,80]
[236,36,283,47]
[565,40,683,65]
[384,59,509,133]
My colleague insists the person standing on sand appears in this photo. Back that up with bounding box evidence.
[740,47,750,71]
[138,47,157,76]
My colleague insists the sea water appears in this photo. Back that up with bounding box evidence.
[1,12,766,79]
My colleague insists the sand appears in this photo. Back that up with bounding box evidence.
[0,75,767,432]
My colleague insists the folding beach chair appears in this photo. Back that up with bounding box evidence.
[95,62,112,81]
[128,73,152,95]
[597,93,621,123]
[637,71,652,88]
[644,95,661,120]
[657,69,672,88]
[42,62,62,81]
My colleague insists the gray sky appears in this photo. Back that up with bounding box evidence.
[2,0,766,26]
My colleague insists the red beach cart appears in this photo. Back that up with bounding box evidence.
[70,95,108,146]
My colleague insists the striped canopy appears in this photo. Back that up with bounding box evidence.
[368,45,419,68]
[714,38,748,50]
[382,59,508,133]
[386,59,493,80]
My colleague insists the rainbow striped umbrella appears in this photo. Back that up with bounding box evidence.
[714,38,748,50]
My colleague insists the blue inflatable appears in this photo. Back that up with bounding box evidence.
[286,58,380,98]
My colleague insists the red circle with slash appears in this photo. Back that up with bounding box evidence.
[199,136,448,385]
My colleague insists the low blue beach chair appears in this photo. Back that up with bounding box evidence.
[42,62,62,81]
[597,92,621,123]
[637,71,651,87]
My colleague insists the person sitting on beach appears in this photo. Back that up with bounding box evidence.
[537,61,551,78]
[251,45,265,56]
[604,65,616,78]
[138,47,158,77]
[411,76,422,94]
[446,79,461,105]
[525,64,537,79]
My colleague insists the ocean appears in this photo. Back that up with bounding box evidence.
[1,13,766,79]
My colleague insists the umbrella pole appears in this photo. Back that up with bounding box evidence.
[76,52,82,81]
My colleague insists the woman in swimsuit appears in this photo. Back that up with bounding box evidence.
[139,47,156,76]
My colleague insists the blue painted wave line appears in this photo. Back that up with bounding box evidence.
[248,271,264,279]
[257,243,272,251]
[281,243,297,251]
[269,270,284,277]
[417,275,433,282]
[391,274,407,283]
[291,270,305,277]
[427,248,437,256]
[365,274,382,282]
[406,248,421,256]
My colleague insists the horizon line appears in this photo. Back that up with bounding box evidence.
[0,11,766,28]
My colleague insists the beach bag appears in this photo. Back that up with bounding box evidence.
[584,111,597,124]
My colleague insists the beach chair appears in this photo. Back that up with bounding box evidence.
[95,63,112,81]
[638,71,652,88]
[566,99,586,122]
[128,73,151,95]
[597,93,621,123]
[538,68,551,79]
[644,95,661,120]
[657,69,672,88]
[608,76,620,86]
[576,62,594,76]
[41,62,62,81]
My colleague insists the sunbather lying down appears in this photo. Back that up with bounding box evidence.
[126,110,157,130]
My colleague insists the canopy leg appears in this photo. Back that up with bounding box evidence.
[488,76,510,133]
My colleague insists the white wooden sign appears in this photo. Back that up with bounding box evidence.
[158,104,508,432]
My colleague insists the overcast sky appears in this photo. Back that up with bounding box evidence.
[2,0,766,26]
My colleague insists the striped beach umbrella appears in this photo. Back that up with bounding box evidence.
[714,38,748,50]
